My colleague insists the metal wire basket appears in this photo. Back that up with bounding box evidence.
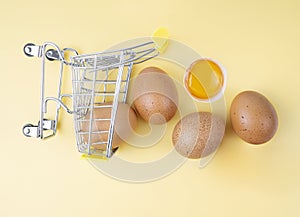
[22,41,160,158]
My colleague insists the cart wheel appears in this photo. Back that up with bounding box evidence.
[46,49,59,61]
[23,43,35,57]
[23,124,34,137]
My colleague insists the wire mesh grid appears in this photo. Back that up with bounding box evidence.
[71,51,134,157]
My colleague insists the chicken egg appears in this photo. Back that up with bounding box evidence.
[130,67,178,124]
[81,102,137,150]
[230,90,278,144]
[172,112,225,159]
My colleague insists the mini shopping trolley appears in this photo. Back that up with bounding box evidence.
[22,39,163,158]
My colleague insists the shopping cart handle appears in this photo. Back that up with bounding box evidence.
[44,97,73,114]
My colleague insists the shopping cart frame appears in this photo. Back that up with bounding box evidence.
[22,40,160,158]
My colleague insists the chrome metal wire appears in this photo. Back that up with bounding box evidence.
[23,40,159,158]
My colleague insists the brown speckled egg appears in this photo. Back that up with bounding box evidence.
[131,67,178,124]
[172,112,225,159]
[81,102,137,150]
[230,91,278,144]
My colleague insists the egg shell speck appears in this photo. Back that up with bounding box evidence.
[230,90,278,144]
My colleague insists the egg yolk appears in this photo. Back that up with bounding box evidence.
[185,59,224,100]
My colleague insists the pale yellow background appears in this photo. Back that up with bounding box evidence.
[1,0,300,216]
